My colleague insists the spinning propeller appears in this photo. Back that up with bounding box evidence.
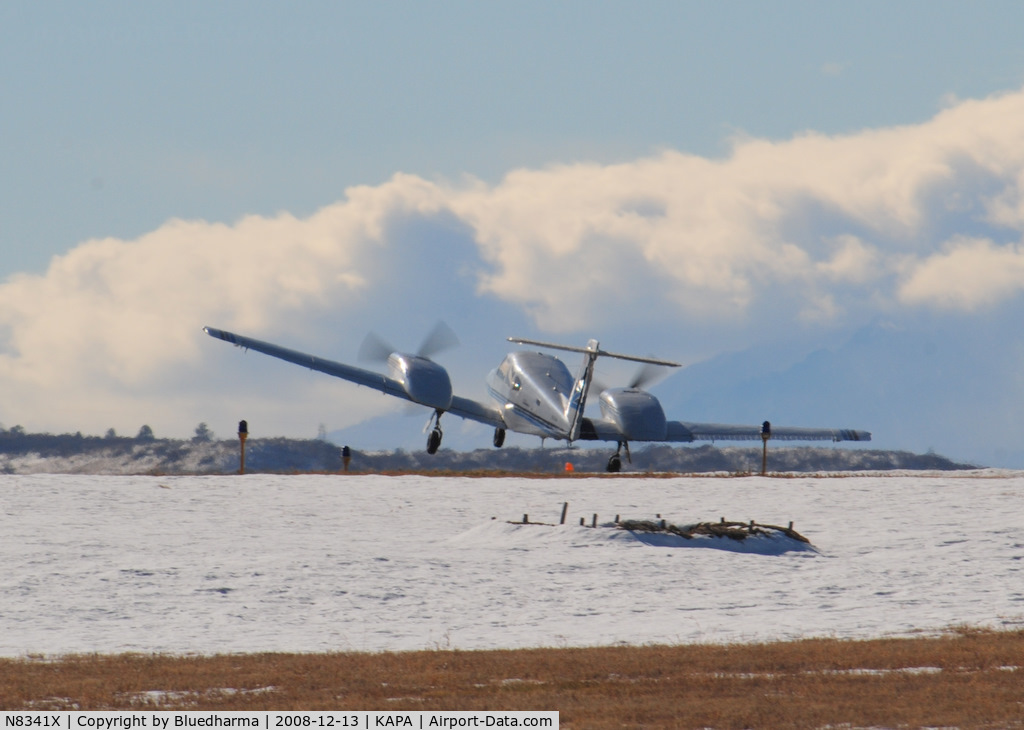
[356,322,460,454]
[593,359,674,397]
[358,320,460,363]
[626,360,673,390]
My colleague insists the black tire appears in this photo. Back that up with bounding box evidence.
[493,428,506,448]
[607,454,622,473]
[426,428,442,454]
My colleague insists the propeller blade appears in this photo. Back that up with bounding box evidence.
[417,320,460,359]
[357,332,394,363]
[629,361,671,390]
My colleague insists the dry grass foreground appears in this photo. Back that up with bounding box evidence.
[4,629,1023,728]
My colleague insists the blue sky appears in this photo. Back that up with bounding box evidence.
[3,2,1024,466]
[5,1,1022,276]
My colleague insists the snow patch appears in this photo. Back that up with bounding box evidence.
[2,472,1023,654]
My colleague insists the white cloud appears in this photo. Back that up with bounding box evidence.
[452,87,1024,331]
[3,87,1024,437]
[899,237,1024,310]
[815,236,881,284]
[0,176,454,435]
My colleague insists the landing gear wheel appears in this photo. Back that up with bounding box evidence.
[493,428,506,448]
[606,453,622,473]
[426,427,442,455]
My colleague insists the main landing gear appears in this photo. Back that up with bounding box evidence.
[426,409,444,454]
[426,414,504,455]
[606,441,631,473]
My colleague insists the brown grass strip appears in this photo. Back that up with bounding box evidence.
[3,628,1023,728]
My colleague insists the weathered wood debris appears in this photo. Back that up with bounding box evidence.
[508,504,810,544]
[618,517,810,544]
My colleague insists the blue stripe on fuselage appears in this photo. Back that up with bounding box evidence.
[486,384,567,439]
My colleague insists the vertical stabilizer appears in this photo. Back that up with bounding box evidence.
[565,339,600,441]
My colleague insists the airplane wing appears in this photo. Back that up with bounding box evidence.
[203,327,506,429]
[579,417,870,443]
[665,422,871,443]
[447,395,507,429]
[204,327,409,397]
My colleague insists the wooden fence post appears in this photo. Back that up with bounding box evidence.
[238,420,248,475]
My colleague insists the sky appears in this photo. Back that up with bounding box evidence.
[3,2,1024,465]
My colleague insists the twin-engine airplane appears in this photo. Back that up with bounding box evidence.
[203,324,870,472]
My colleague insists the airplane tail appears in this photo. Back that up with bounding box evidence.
[507,337,680,442]
[565,340,601,441]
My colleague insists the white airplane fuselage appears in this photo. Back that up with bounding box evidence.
[486,350,577,440]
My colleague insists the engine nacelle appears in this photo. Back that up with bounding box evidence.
[598,388,667,441]
[388,354,453,410]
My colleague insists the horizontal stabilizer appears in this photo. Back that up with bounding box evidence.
[507,337,680,367]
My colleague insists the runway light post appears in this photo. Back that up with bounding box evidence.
[238,420,248,474]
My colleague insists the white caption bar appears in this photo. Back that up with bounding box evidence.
[0,712,558,729]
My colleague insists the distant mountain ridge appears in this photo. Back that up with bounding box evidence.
[659,319,1024,469]
[0,429,977,475]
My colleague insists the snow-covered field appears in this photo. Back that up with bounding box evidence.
[3,472,1022,656]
